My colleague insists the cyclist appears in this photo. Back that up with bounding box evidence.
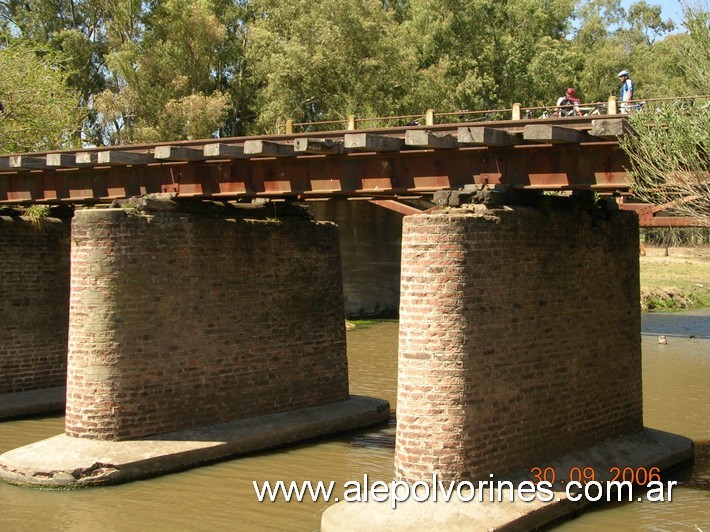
[617,70,634,113]
[555,88,581,117]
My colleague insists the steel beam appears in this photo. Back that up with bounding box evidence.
[0,142,631,204]
[368,199,426,216]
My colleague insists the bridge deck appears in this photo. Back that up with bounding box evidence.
[0,116,695,226]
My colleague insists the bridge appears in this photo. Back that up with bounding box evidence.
[0,112,697,227]
[0,104,695,528]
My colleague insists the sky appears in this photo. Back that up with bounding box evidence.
[620,0,686,30]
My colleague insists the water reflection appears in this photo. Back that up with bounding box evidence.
[0,316,707,531]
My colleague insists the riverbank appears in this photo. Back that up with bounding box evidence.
[640,246,710,311]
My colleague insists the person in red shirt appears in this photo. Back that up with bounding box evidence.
[555,88,581,117]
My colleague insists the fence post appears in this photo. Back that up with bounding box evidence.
[608,96,618,115]
[285,119,293,135]
[512,103,522,121]
[425,109,435,126]
[347,115,356,130]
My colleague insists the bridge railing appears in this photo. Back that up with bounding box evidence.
[281,94,709,134]
[280,97,619,134]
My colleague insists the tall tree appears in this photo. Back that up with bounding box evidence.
[95,0,231,143]
[0,44,86,153]
[245,0,419,133]
[0,0,698,146]
[571,0,676,102]
[0,0,109,143]
[627,0,675,44]
[210,0,256,137]
[621,2,709,225]
[403,0,576,112]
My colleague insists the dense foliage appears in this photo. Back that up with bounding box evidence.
[622,3,710,226]
[0,0,705,148]
[0,43,86,152]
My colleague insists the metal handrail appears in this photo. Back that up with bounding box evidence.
[280,94,710,133]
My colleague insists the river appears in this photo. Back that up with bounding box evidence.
[0,311,707,531]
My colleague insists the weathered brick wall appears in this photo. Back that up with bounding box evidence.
[395,205,642,482]
[0,216,71,395]
[310,201,402,318]
[65,208,348,440]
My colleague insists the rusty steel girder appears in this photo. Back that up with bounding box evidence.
[616,201,701,227]
[0,142,630,204]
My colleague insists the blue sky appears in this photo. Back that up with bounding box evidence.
[620,0,686,29]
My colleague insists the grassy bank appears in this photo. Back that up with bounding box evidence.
[640,246,710,311]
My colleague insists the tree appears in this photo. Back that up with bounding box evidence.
[0,0,698,146]
[571,0,676,102]
[244,0,418,133]
[96,0,232,143]
[621,2,709,226]
[675,1,710,94]
[0,44,86,153]
[0,0,110,144]
[403,0,576,111]
[627,1,675,44]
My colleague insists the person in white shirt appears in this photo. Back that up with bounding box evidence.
[618,70,634,113]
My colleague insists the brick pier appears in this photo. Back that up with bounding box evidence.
[322,202,692,531]
[0,201,389,486]
[0,214,70,398]
[395,204,643,482]
[66,204,351,440]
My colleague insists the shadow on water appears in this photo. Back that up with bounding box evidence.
[674,440,710,490]
[346,413,396,450]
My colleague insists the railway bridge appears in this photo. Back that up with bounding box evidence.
[0,113,694,226]
[0,113,694,508]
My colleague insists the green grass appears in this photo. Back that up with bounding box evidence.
[23,204,51,227]
[640,247,710,311]
[345,318,394,330]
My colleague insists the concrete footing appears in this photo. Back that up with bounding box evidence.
[0,387,65,420]
[0,395,389,488]
[321,428,693,531]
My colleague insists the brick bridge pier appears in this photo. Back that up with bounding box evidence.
[0,200,400,421]
[0,199,389,486]
[322,195,694,530]
[395,202,644,480]
[0,211,70,416]
[0,194,693,504]
[66,201,356,439]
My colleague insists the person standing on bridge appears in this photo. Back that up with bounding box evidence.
[618,70,634,113]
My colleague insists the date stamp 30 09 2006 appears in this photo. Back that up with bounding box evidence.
[528,465,678,503]
[530,465,662,486]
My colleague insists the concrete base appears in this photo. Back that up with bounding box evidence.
[0,395,389,488]
[0,387,65,420]
[321,428,693,531]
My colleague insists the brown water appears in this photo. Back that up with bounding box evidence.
[0,314,708,531]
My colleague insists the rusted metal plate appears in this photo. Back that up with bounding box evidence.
[368,199,425,216]
[0,131,632,204]
[642,217,700,227]
[617,202,702,227]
